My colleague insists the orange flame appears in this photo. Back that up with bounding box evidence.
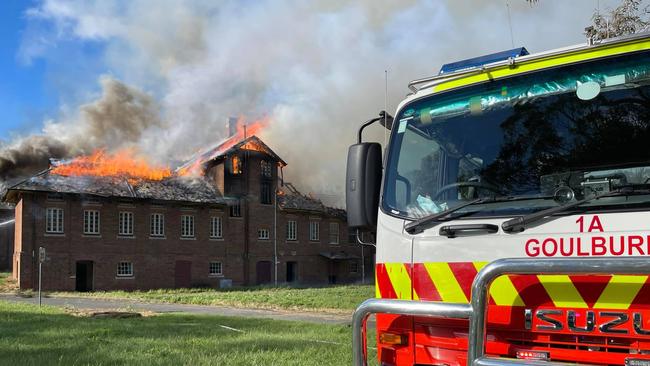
[51,149,172,183]
[178,116,270,176]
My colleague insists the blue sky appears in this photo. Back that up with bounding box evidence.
[0,1,107,142]
[0,1,49,140]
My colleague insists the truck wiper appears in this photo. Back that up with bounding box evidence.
[501,186,650,233]
[405,195,553,235]
[405,198,486,235]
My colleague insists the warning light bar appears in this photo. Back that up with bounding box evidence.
[439,47,529,75]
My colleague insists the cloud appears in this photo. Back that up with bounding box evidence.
[12,0,611,205]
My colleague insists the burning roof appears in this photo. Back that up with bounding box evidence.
[278,183,345,219]
[4,170,227,205]
[178,135,287,176]
[2,146,228,204]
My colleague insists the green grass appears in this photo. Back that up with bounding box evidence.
[0,300,377,365]
[52,284,375,313]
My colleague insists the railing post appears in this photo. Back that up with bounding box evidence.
[352,299,472,366]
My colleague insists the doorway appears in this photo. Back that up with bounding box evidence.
[75,261,94,292]
[175,261,192,288]
[286,261,297,283]
[256,261,272,285]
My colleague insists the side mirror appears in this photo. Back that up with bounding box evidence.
[346,142,382,230]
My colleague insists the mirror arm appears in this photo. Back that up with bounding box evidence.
[356,229,376,247]
[357,111,393,143]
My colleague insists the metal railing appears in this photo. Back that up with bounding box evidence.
[352,257,650,366]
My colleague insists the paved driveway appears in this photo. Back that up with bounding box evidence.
[0,293,354,325]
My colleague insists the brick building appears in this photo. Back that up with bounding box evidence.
[3,135,373,291]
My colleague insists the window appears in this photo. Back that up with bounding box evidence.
[210,216,223,239]
[83,210,100,235]
[230,200,242,217]
[209,261,223,276]
[118,212,134,236]
[350,260,359,274]
[117,262,133,277]
[328,222,339,244]
[348,231,357,244]
[309,221,319,241]
[258,228,270,240]
[286,220,297,241]
[261,181,272,204]
[181,215,195,238]
[150,213,165,237]
[45,208,64,234]
[230,155,242,174]
[260,160,273,178]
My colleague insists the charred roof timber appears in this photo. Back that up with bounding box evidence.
[3,170,230,205]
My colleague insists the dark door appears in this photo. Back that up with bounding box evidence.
[75,261,93,292]
[175,261,192,288]
[256,261,272,285]
[286,261,297,283]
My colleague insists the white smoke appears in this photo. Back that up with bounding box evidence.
[10,0,617,205]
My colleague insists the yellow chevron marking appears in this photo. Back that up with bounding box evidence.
[385,263,414,300]
[474,262,525,306]
[594,275,647,310]
[537,275,588,308]
[375,270,381,299]
[424,262,468,303]
[432,39,650,93]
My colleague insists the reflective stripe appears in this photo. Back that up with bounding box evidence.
[594,275,648,310]
[474,262,525,306]
[375,269,381,299]
[424,262,468,303]
[537,275,588,309]
[432,39,650,93]
[385,263,414,300]
[376,262,649,309]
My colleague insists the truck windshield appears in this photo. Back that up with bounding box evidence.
[384,50,650,219]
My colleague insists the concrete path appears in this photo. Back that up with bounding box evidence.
[0,293,356,325]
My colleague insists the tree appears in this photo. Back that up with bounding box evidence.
[586,0,650,41]
[527,0,650,41]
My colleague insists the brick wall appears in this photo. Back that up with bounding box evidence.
[12,149,374,291]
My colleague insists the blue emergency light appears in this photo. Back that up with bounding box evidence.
[439,47,529,75]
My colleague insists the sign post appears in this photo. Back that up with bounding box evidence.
[38,247,45,307]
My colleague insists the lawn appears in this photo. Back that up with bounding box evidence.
[0,300,376,365]
[52,284,376,313]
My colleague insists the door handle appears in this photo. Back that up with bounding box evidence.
[439,224,499,238]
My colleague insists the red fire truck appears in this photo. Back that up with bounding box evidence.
[347,32,650,365]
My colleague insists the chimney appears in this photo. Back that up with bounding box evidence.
[227,117,238,137]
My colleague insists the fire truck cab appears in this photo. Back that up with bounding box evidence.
[347,32,650,365]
